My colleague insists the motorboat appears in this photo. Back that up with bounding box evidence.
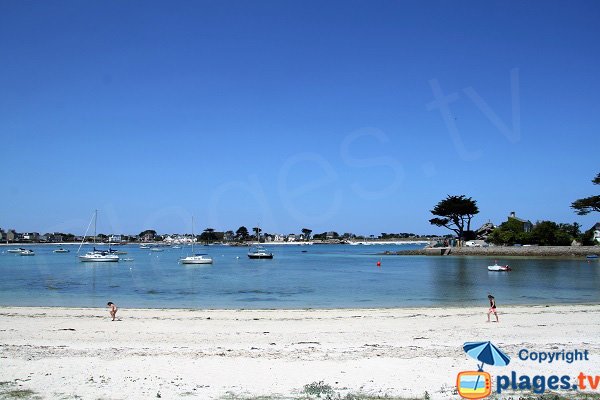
[53,248,70,253]
[7,248,26,254]
[248,246,273,259]
[180,253,213,264]
[19,249,35,256]
[150,247,164,252]
[488,262,512,272]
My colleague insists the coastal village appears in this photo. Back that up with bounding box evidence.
[1,211,598,246]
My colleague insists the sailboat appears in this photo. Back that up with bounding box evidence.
[248,227,273,259]
[180,217,213,264]
[78,210,119,262]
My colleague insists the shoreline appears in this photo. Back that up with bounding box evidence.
[384,245,600,258]
[2,305,600,399]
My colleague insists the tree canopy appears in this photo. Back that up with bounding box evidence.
[235,226,249,240]
[488,220,577,246]
[571,172,600,215]
[139,229,157,238]
[301,228,312,241]
[429,195,479,240]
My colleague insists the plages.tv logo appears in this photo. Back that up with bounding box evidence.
[457,341,511,399]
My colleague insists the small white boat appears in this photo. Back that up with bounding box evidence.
[19,249,35,256]
[122,258,134,262]
[7,248,26,254]
[179,217,213,265]
[79,250,119,262]
[139,245,150,249]
[172,245,182,249]
[150,247,164,252]
[53,248,70,253]
[488,262,512,272]
[180,253,213,264]
[248,246,273,259]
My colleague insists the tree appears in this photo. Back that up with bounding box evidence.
[301,228,312,241]
[253,227,262,242]
[313,232,327,240]
[200,228,216,244]
[530,221,572,246]
[571,172,600,215]
[235,226,249,241]
[139,230,157,241]
[429,195,479,242]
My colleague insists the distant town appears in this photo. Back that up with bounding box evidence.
[0,226,439,245]
[1,212,598,246]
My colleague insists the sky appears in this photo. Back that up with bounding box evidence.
[1,0,599,236]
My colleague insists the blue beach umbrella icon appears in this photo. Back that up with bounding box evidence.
[463,341,511,371]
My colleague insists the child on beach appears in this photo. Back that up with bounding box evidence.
[107,302,118,321]
[487,294,498,322]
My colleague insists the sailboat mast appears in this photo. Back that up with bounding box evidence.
[191,216,194,254]
[94,209,98,245]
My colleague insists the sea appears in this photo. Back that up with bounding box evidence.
[1,243,599,309]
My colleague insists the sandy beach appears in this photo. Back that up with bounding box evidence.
[1,305,600,399]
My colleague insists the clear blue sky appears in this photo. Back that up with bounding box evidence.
[1,1,599,236]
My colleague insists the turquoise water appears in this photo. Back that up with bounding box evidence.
[0,244,599,309]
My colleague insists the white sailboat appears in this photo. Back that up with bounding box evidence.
[180,217,213,265]
[248,226,273,259]
[78,210,119,262]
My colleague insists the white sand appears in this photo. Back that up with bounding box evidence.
[1,305,599,399]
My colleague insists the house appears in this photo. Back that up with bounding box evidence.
[141,232,155,242]
[273,234,285,242]
[48,233,64,243]
[5,230,19,242]
[22,232,40,242]
[0,229,5,242]
[507,212,533,232]
[476,221,496,240]
[287,234,297,242]
[592,223,600,244]
[325,232,339,240]
[109,235,122,243]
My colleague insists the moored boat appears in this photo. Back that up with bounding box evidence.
[77,210,120,263]
[19,249,35,256]
[53,248,70,253]
[79,251,119,262]
[180,253,213,264]
[488,262,511,272]
[248,246,273,259]
[179,217,213,265]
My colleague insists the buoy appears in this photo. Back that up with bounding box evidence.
[376,261,381,267]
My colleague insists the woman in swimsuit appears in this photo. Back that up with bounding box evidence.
[487,294,498,322]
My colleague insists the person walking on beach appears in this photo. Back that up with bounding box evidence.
[107,301,118,321]
[487,294,498,322]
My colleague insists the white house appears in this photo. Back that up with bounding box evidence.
[593,223,600,243]
[273,234,286,242]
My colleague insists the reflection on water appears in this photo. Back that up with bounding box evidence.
[0,244,599,308]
